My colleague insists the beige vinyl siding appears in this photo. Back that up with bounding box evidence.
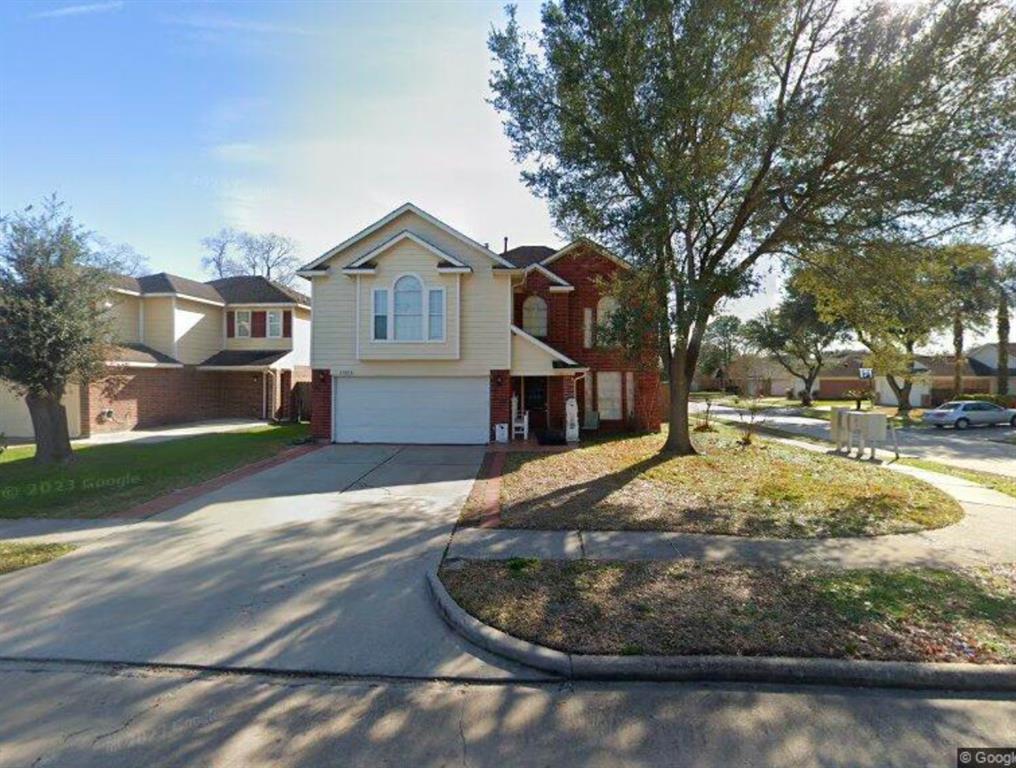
[510,333,560,376]
[141,297,176,359]
[174,298,223,365]
[311,210,511,376]
[107,294,140,344]
[225,306,294,352]
[0,380,81,439]
[289,306,311,366]
[358,239,458,361]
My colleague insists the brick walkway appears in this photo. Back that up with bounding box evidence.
[450,442,1016,569]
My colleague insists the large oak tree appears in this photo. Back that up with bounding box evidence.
[489,0,1016,454]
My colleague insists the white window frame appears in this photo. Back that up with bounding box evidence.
[266,310,282,339]
[522,295,548,338]
[583,307,593,348]
[372,288,389,341]
[428,287,446,341]
[370,274,447,344]
[236,310,251,338]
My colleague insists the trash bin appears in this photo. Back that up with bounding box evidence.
[494,423,509,443]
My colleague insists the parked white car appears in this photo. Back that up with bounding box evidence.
[922,401,1016,429]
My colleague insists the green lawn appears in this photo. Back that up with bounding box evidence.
[0,541,75,575]
[441,560,1016,663]
[0,424,309,519]
[465,425,962,538]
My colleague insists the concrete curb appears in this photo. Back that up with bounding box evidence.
[427,570,1016,691]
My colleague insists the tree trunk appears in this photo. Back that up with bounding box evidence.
[663,350,696,455]
[26,392,73,465]
[952,315,965,398]
[799,373,816,406]
[999,291,1010,396]
[885,375,913,416]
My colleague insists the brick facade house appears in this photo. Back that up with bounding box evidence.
[300,203,660,445]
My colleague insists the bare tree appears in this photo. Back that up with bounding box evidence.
[235,232,299,284]
[201,227,240,279]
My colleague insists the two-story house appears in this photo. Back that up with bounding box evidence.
[0,273,312,441]
[299,203,660,445]
[89,273,312,435]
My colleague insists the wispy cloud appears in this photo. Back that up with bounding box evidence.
[32,1,123,19]
[163,13,320,38]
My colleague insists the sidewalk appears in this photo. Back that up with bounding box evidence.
[694,402,1016,478]
[449,447,1016,569]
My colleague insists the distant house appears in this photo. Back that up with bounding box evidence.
[815,346,1012,407]
[0,273,311,440]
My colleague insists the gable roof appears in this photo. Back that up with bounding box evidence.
[111,273,309,307]
[301,202,516,271]
[343,230,471,272]
[541,237,632,270]
[510,324,582,367]
[207,276,310,306]
[136,273,225,304]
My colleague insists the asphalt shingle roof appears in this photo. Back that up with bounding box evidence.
[207,276,310,306]
[502,245,557,268]
[111,272,309,306]
[108,343,181,365]
[199,350,289,368]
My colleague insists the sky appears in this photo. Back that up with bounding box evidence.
[0,0,983,349]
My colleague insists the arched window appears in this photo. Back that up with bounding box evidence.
[522,295,548,337]
[394,275,423,340]
[597,295,618,345]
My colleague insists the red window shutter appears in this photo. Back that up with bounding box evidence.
[226,311,235,338]
[252,311,266,338]
[283,310,292,338]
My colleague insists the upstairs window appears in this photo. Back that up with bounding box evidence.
[394,275,423,340]
[372,289,389,340]
[267,310,282,338]
[428,289,445,341]
[236,310,251,338]
[522,295,548,337]
[596,296,619,346]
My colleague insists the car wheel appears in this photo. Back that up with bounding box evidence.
[1011,416,1016,428]
[955,418,970,430]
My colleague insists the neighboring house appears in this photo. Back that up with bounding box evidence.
[968,342,1016,394]
[0,274,311,440]
[694,354,796,398]
[298,203,660,445]
[816,350,998,407]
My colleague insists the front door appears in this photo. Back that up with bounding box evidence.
[524,376,549,430]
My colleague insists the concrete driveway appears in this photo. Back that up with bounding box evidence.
[0,444,535,680]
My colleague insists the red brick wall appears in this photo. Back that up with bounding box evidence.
[83,367,266,434]
[513,245,662,434]
[489,369,510,440]
[310,369,332,440]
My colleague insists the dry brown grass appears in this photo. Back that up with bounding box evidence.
[493,427,961,537]
[441,559,1016,663]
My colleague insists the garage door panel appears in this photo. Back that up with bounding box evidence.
[333,377,489,444]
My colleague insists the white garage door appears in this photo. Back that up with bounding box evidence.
[333,377,489,444]
[0,380,81,440]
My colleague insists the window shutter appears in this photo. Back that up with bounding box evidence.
[252,311,266,338]
[283,310,292,338]
[226,311,235,338]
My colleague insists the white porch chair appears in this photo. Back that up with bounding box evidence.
[511,395,529,440]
